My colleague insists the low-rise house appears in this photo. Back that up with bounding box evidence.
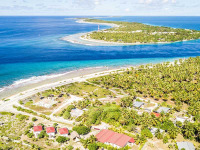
[46,127,56,138]
[96,129,135,148]
[176,116,188,123]
[150,127,164,135]
[133,101,144,108]
[59,128,69,137]
[176,142,195,150]
[92,122,110,130]
[71,131,80,142]
[155,107,170,114]
[33,126,43,137]
[70,108,84,118]
[152,112,161,117]
[144,108,152,113]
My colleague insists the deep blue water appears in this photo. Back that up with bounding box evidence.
[0,16,200,90]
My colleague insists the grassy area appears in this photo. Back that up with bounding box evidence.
[56,82,114,99]
[0,113,29,140]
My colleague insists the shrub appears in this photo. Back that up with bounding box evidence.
[27,133,34,138]
[141,128,153,139]
[88,143,98,150]
[32,117,38,122]
[56,136,69,143]
[63,111,71,119]
[66,145,73,150]
[66,105,75,112]
[73,125,90,135]
[0,111,14,116]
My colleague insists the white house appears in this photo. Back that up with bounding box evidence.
[46,127,56,138]
[176,142,195,150]
[70,108,84,118]
[59,128,69,137]
[33,126,43,137]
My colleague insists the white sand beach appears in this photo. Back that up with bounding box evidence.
[61,19,171,46]
[0,65,128,113]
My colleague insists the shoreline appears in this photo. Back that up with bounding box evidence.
[0,57,183,100]
[0,57,187,113]
[0,66,118,100]
[61,19,188,46]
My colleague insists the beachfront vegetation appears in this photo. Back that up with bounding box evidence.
[83,19,200,44]
[89,57,200,121]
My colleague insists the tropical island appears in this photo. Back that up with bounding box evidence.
[83,18,200,44]
[1,57,200,149]
[62,18,200,46]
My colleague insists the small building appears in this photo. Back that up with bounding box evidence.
[96,129,135,148]
[156,107,170,114]
[71,131,80,142]
[133,101,144,108]
[70,108,84,118]
[59,128,69,137]
[176,142,195,150]
[150,127,164,135]
[33,126,43,137]
[152,112,161,117]
[46,127,56,138]
[176,117,188,123]
[92,122,110,130]
[144,108,152,113]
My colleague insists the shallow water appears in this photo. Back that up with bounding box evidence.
[0,16,200,95]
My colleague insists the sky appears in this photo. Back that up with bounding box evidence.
[0,0,200,16]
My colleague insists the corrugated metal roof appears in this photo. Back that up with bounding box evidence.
[133,101,144,108]
[156,107,170,113]
[96,129,135,147]
[177,142,195,150]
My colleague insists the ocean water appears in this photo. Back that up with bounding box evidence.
[0,16,200,94]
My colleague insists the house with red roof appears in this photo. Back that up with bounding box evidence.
[96,129,135,148]
[33,126,43,137]
[59,128,69,137]
[46,127,56,138]
[152,112,161,117]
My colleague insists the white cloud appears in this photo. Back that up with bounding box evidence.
[125,8,130,12]
[163,0,168,3]
[94,0,100,5]
[171,0,176,3]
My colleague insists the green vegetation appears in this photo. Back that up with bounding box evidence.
[0,113,30,141]
[73,124,90,135]
[56,136,70,143]
[89,57,200,120]
[43,82,114,99]
[83,19,200,44]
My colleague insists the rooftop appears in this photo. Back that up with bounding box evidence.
[96,129,135,148]
[33,126,43,132]
[59,128,69,135]
[156,107,170,113]
[133,101,144,108]
[46,127,56,133]
[70,108,84,118]
[176,142,195,150]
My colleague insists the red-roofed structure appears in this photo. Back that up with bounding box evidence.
[46,127,55,133]
[46,127,56,138]
[33,126,43,132]
[33,126,43,137]
[59,128,69,137]
[152,112,161,117]
[96,129,135,148]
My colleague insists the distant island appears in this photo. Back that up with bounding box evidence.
[81,18,200,44]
